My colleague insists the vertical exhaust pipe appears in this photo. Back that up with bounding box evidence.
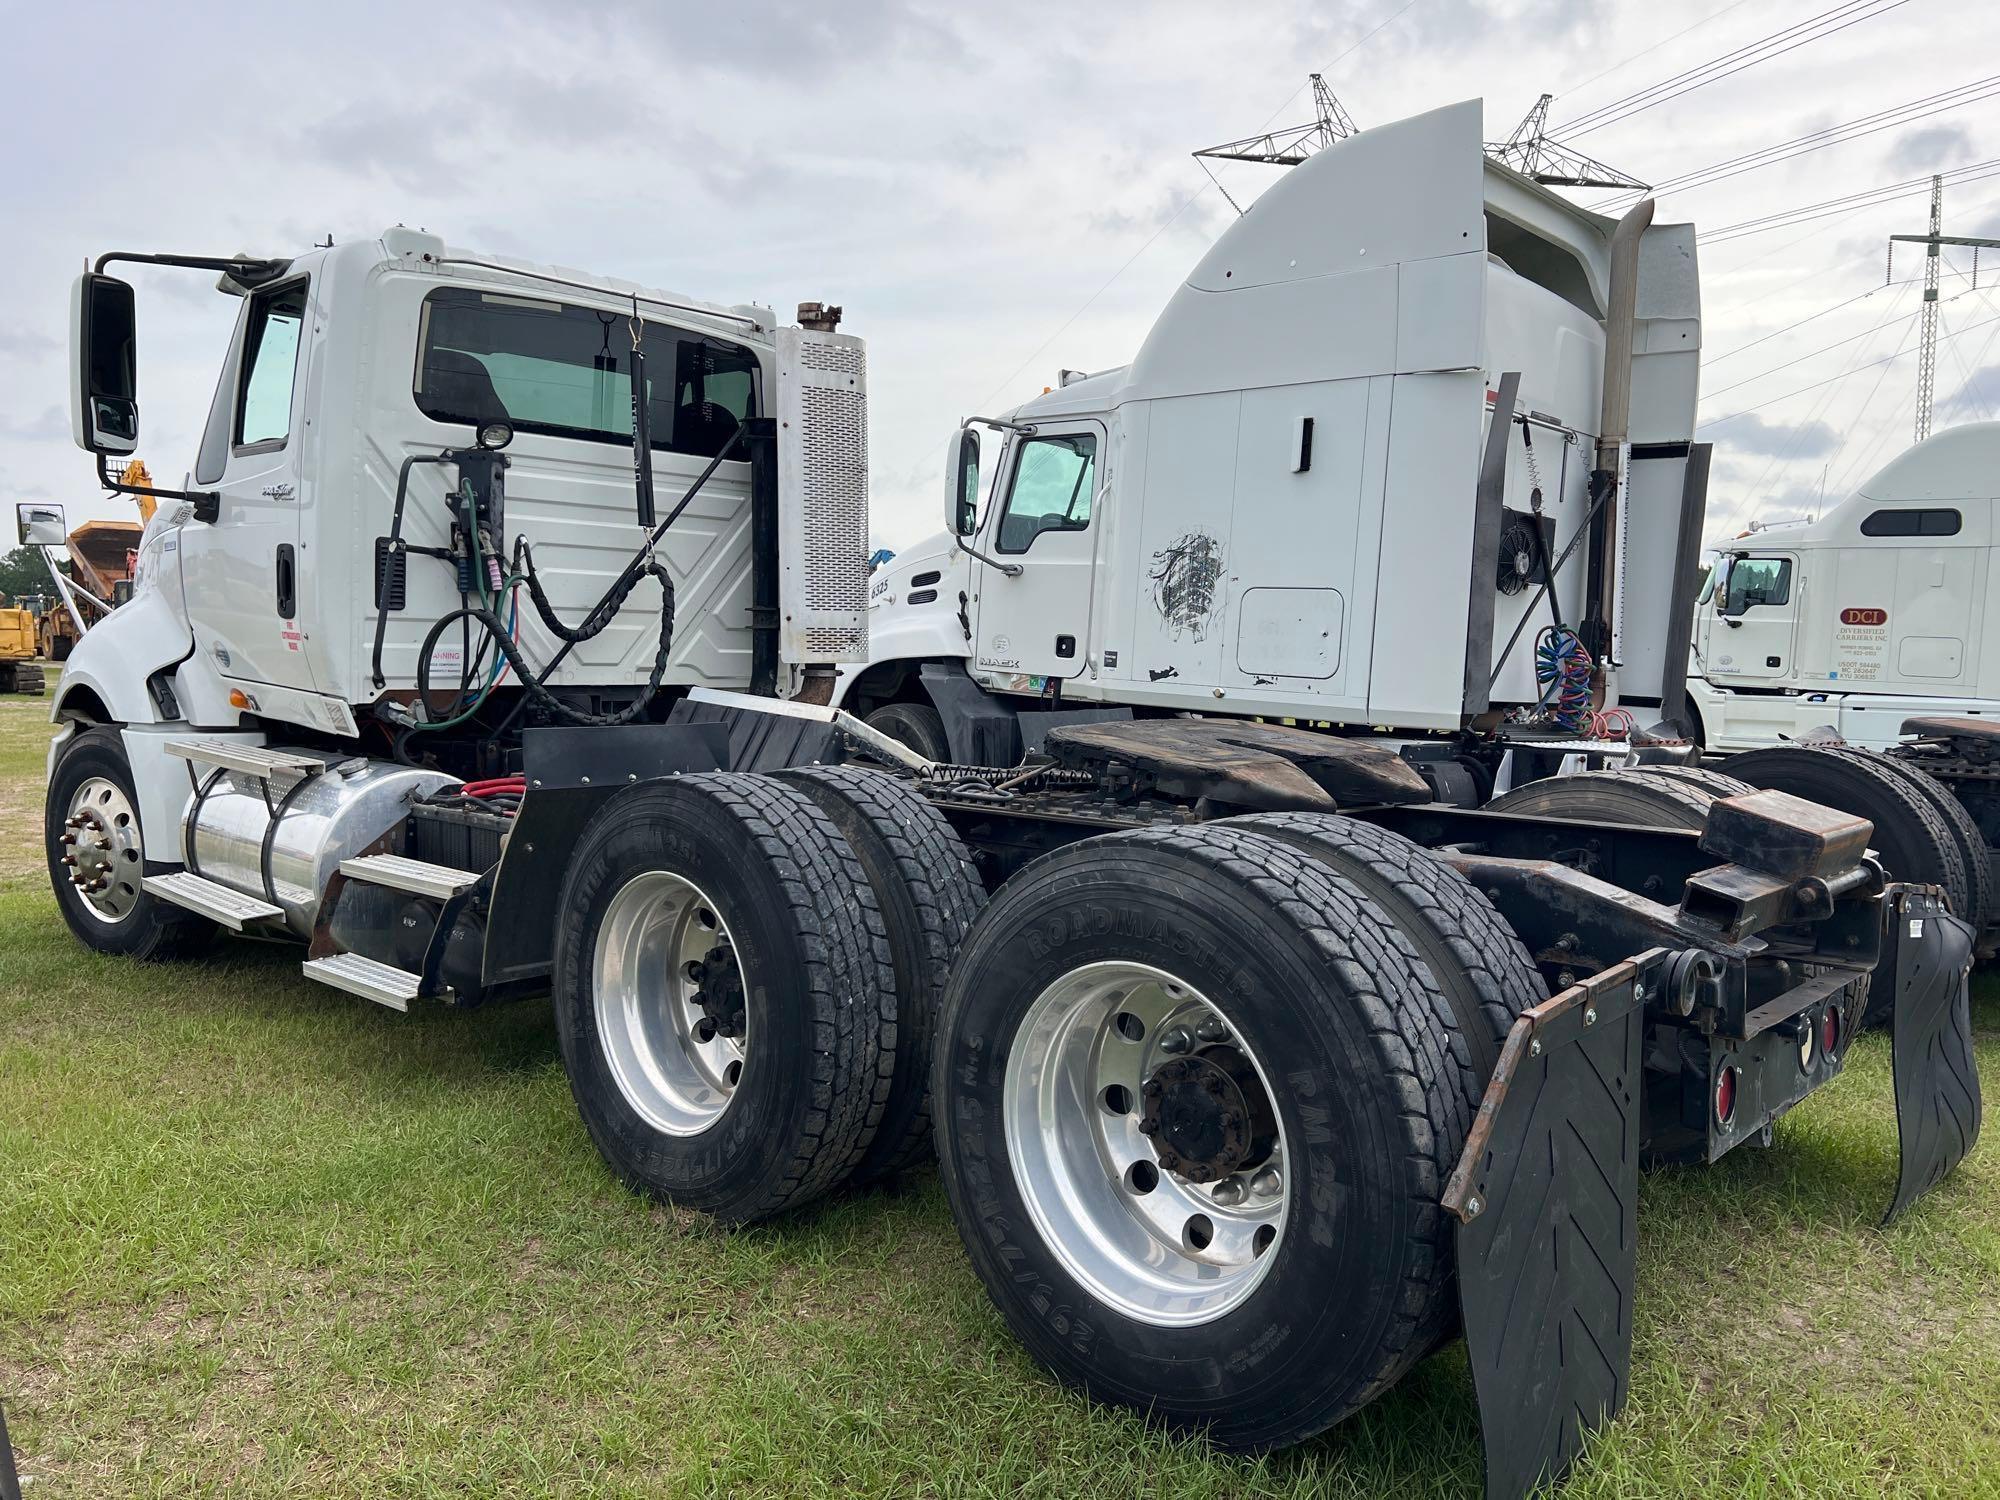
[1584,198,1655,691]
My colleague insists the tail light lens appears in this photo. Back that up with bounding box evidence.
[1715,1064,1739,1126]
[1820,1007,1841,1058]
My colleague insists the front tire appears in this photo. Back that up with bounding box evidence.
[45,724,212,960]
[552,773,895,1225]
[932,823,1475,1451]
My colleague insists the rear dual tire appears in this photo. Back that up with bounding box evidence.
[931,823,1485,1451]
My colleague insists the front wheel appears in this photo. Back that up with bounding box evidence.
[932,823,1475,1451]
[45,725,212,960]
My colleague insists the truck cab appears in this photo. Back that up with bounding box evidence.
[1688,422,2000,750]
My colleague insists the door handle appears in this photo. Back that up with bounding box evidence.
[275,544,296,619]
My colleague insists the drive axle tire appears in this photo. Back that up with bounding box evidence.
[45,725,213,961]
[1225,811,1543,1084]
[777,764,986,1183]
[863,701,950,763]
[932,823,1477,1452]
[552,773,896,1226]
[1485,767,1718,830]
[1721,744,1969,1024]
[1840,749,1992,933]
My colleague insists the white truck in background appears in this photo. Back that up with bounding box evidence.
[841,99,1712,786]
[1687,421,2000,752]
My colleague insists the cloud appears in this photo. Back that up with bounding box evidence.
[0,406,69,443]
[0,326,56,356]
[1885,123,1975,176]
[1706,412,1840,459]
[1938,363,2000,421]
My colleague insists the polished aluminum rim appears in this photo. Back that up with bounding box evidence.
[60,776,143,923]
[593,871,747,1136]
[1003,961,1289,1327]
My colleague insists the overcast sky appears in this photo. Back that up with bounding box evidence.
[3,0,1995,551]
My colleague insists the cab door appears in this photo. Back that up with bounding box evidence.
[179,277,321,695]
[970,422,1103,682]
[1710,552,1798,680]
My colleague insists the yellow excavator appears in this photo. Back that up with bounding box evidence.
[2,459,152,692]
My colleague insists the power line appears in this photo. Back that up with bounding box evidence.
[1702,279,1916,367]
[1699,303,2000,430]
[1554,0,1757,102]
[1559,0,1906,141]
[1700,160,2000,244]
[1593,74,2000,209]
[1700,283,1994,399]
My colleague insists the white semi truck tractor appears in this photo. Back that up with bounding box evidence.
[1679,423,2000,956]
[34,101,1980,1498]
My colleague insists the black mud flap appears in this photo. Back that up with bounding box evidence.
[1442,951,1661,1500]
[1882,885,1982,1225]
[0,1400,19,1500]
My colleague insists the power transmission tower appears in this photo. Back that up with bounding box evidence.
[1486,94,1647,191]
[1889,175,2000,442]
[1193,74,1359,168]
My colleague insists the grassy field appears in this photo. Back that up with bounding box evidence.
[2,691,1998,1498]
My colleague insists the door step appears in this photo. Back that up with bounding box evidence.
[163,737,327,784]
[141,871,284,931]
[338,853,482,900]
[301,953,443,1012]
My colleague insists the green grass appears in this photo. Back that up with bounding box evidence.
[2,691,1998,1497]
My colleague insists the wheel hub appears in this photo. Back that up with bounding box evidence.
[60,776,143,923]
[1139,1047,1276,1183]
[689,942,746,1042]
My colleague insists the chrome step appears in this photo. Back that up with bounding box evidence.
[338,853,482,900]
[141,871,284,931]
[162,737,327,782]
[301,953,441,1012]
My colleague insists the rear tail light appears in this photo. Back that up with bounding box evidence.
[1820,1007,1841,1058]
[1715,1065,1740,1126]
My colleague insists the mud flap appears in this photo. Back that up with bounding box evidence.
[0,1400,18,1500]
[1883,885,1982,1225]
[1442,952,1660,1500]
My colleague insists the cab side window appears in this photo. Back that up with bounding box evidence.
[1860,507,1961,537]
[1722,556,1791,615]
[236,282,307,450]
[995,433,1097,554]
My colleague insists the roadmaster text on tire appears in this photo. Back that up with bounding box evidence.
[776,764,987,1184]
[863,701,950,763]
[1225,811,1544,1086]
[45,724,214,960]
[553,772,896,1226]
[931,823,1478,1452]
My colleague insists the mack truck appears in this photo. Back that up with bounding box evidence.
[36,100,1981,1499]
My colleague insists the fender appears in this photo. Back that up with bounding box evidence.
[48,584,193,727]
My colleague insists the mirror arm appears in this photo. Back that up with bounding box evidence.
[952,536,1024,578]
[963,415,1038,436]
[93,250,292,285]
[97,454,220,520]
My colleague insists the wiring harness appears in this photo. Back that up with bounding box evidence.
[1532,624,1594,733]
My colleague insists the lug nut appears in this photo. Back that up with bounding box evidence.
[1211,1178,1247,1207]
[1141,1079,1163,1099]
[1250,1167,1282,1198]
[1195,1018,1228,1043]
[1158,1027,1192,1055]
[61,854,77,867]
[59,832,76,846]
[1138,1117,1159,1135]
